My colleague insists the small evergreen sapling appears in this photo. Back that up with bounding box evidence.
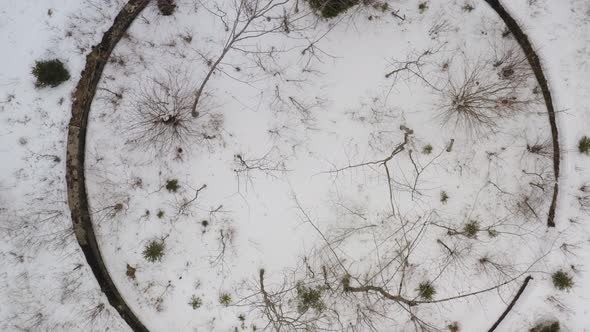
[189,295,202,309]
[551,270,573,290]
[440,191,449,203]
[463,220,480,238]
[530,321,560,332]
[157,0,176,16]
[578,136,590,155]
[166,179,179,192]
[416,281,436,300]
[418,2,429,13]
[143,239,165,262]
[295,281,326,314]
[32,59,70,88]
[462,4,475,12]
[448,321,460,332]
[307,0,359,19]
[219,292,232,306]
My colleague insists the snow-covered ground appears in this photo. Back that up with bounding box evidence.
[0,0,132,331]
[499,0,590,330]
[1,0,589,331]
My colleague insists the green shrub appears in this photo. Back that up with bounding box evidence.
[307,0,359,19]
[143,239,165,262]
[32,59,70,88]
[189,295,202,309]
[219,292,232,306]
[157,210,165,218]
[463,221,480,239]
[418,2,428,13]
[114,203,124,210]
[578,136,590,155]
[166,179,179,192]
[416,281,436,300]
[462,4,474,12]
[448,321,460,332]
[440,191,449,203]
[295,281,326,314]
[551,270,573,290]
[422,144,433,154]
[157,0,176,16]
[530,321,560,332]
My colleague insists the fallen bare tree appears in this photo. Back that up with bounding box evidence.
[233,127,554,330]
[237,197,550,331]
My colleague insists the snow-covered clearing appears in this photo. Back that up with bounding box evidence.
[1,0,589,331]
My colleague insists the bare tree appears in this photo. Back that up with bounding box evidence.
[437,53,536,133]
[384,44,446,92]
[523,135,553,159]
[190,0,305,115]
[128,68,223,152]
[173,184,208,220]
[385,41,538,133]
[233,147,290,192]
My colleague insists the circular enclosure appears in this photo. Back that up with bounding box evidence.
[85,0,556,330]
